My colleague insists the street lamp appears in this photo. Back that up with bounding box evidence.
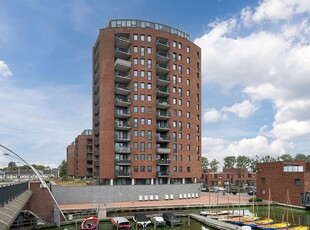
[0,144,67,222]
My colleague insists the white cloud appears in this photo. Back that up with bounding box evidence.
[0,61,12,78]
[203,109,227,123]
[222,100,259,118]
[272,120,310,140]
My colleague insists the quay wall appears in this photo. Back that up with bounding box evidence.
[50,183,201,204]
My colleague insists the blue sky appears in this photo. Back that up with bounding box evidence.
[0,0,310,168]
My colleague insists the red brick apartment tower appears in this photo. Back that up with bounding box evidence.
[256,161,310,207]
[66,130,93,178]
[92,19,201,185]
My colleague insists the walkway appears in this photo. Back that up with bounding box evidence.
[0,190,33,230]
[60,192,253,211]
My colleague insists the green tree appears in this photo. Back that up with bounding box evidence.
[8,161,16,167]
[59,160,67,177]
[209,159,219,172]
[307,155,310,162]
[201,157,209,170]
[295,153,307,161]
[261,155,276,162]
[223,156,236,168]
[236,155,251,168]
[249,155,260,171]
[279,154,293,161]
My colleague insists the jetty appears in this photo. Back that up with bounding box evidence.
[190,214,243,230]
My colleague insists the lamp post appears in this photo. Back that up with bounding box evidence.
[0,144,67,222]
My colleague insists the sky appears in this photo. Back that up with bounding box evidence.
[0,0,310,169]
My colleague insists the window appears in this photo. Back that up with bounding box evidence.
[178,110,182,117]
[178,133,182,139]
[173,132,177,141]
[261,189,266,195]
[141,70,145,77]
[134,70,138,77]
[147,83,152,89]
[133,46,138,53]
[178,121,182,130]
[133,106,138,112]
[140,143,145,152]
[187,134,190,140]
[173,76,177,84]
[179,166,182,172]
[187,112,190,118]
[187,101,190,107]
[173,144,177,153]
[134,154,138,161]
[133,94,138,101]
[133,58,138,65]
[187,155,191,162]
[187,123,190,129]
[178,144,182,150]
[261,178,266,184]
[133,82,138,91]
[187,57,190,63]
[133,118,138,127]
[178,99,182,106]
[147,59,152,69]
[178,65,182,74]
[140,82,145,89]
[147,35,152,42]
[147,71,152,80]
[187,68,190,74]
[173,64,176,70]
[140,106,145,112]
[134,142,138,149]
[173,154,177,161]
[173,166,177,172]
[140,130,145,136]
[140,94,145,101]
[187,90,190,96]
[140,118,145,125]
[173,41,176,47]
[295,179,301,186]
[147,47,152,54]
[173,53,176,61]
[134,166,138,172]
[133,34,138,41]
[147,166,152,172]
[178,43,182,49]
[140,34,145,41]
[187,46,190,52]
[173,121,177,127]
[147,142,152,149]
[147,95,152,101]
[172,87,176,93]
[147,154,152,161]
[178,76,182,83]
[187,167,190,172]
[187,79,190,85]
[148,107,152,112]
[178,54,182,61]
[147,130,152,140]
[178,88,182,96]
[140,58,145,65]
[147,119,152,125]
[172,98,176,104]
[133,130,138,136]
[187,144,190,150]
[141,166,145,172]
[140,47,145,56]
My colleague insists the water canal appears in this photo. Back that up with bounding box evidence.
[45,206,310,230]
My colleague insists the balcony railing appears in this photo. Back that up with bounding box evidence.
[156,148,171,154]
[156,39,170,50]
[156,51,170,63]
[115,122,131,130]
[156,63,170,74]
[114,34,131,49]
[115,109,131,118]
[156,159,171,165]
[114,59,131,72]
[115,96,131,107]
[157,124,170,131]
[115,159,132,165]
[157,171,171,177]
[156,87,170,97]
[115,71,131,83]
[156,75,170,86]
[156,111,170,120]
[115,146,131,153]
[115,170,131,177]
[114,47,131,60]
[156,135,170,142]
[115,83,131,96]
[115,134,131,142]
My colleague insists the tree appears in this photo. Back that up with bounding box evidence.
[279,154,293,161]
[223,156,236,168]
[201,157,209,170]
[249,155,260,171]
[295,153,307,161]
[58,160,67,177]
[236,155,251,168]
[8,161,16,167]
[209,159,219,172]
[261,155,276,162]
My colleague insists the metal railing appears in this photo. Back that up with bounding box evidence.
[0,182,29,206]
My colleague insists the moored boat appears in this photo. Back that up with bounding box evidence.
[111,216,131,230]
[162,212,182,226]
[150,215,166,227]
[133,213,151,228]
[288,226,309,230]
[81,216,99,230]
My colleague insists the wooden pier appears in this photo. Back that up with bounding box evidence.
[189,214,243,230]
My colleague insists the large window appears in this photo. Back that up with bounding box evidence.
[284,165,304,172]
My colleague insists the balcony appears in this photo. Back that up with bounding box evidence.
[115,122,131,130]
[156,148,171,154]
[114,59,131,72]
[115,146,131,153]
[157,171,170,177]
[114,47,131,60]
[156,51,170,63]
[115,159,132,166]
[94,161,100,167]
[156,159,171,165]
[156,39,170,51]
[115,96,131,107]
[115,109,131,119]
[156,111,170,120]
[87,164,93,168]
[115,134,131,142]
[156,99,170,109]
[156,75,170,87]
[156,87,170,97]
[156,63,170,75]
[157,124,170,131]
[115,170,131,178]
[94,138,100,146]
[115,71,131,83]
[156,135,170,143]
[114,34,131,49]
[115,83,131,96]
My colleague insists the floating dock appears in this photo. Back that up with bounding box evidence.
[190,214,243,230]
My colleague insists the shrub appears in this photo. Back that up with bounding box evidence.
[249,197,262,202]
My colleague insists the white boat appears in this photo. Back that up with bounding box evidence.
[150,215,166,227]
[133,213,151,228]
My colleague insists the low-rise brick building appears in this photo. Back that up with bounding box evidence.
[256,161,310,207]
